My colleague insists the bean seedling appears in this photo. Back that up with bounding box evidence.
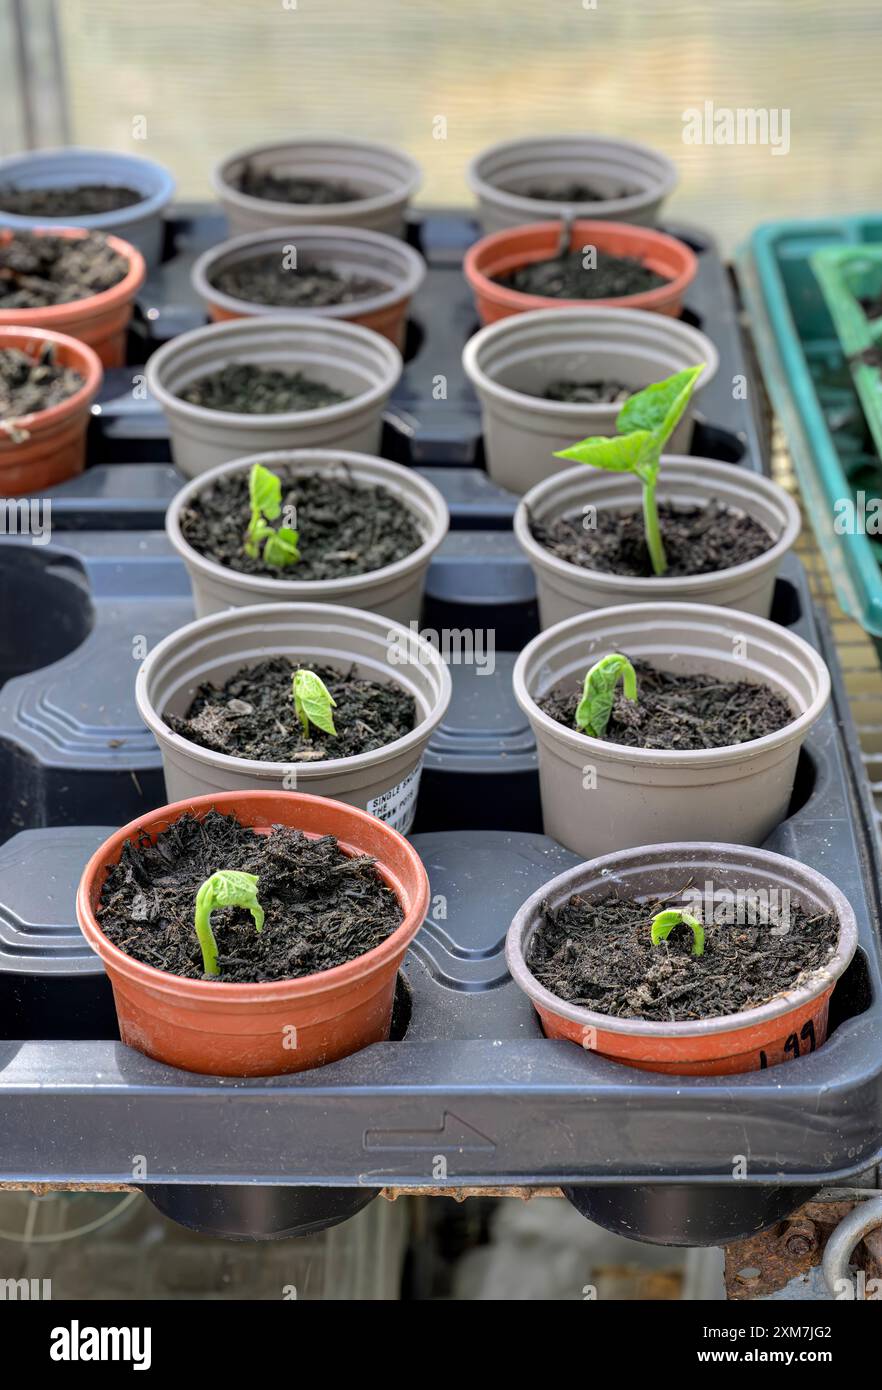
[553,364,705,576]
[650,908,705,957]
[194,869,265,978]
[244,461,300,568]
[575,653,637,738]
[292,668,337,738]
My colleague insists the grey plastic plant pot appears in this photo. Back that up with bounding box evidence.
[505,842,857,1076]
[467,134,679,236]
[512,601,831,860]
[213,137,421,238]
[191,225,426,353]
[516,456,802,627]
[135,601,452,832]
[145,315,403,478]
[165,448,449,621]
[0,146,175,268]
[462,307,719,495]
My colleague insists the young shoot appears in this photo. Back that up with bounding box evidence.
[244,461,300,569]
[292,668,337,739]
[553,364,706,577]
[650,908,705,958]
[575,653,637,739]
[194,870,265,978]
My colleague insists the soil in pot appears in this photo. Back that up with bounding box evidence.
[167,657,416,762]
[234,163,362,205]
[0,232,129,308]
[0,184,142,217]
[97,808,403,982]
[0,344,83,419]
[209,252,383,309]
[537,658,794,751]
[540,377,631,405]
[177,362,350,415]
[527,890,839,1023]
[496,248,669,300]
[525,181,636,203]
[532,500,775,578]
[180,468,423,580]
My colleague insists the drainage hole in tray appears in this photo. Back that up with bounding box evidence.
[0,549,94,689]
[827,948,873,1035]
[0,971,119,1042]
[690,420,745,463]
[769,576,802,627]
[785,746,817,818]
[403,318,424,364]
[389,971,412,1042]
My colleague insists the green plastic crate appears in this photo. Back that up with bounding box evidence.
[739,215,882,636]
[812,244,882,464]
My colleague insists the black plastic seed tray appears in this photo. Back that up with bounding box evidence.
[0,542,880,1244]
[76,206,767,480]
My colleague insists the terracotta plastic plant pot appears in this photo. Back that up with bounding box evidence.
[0,146,174,268]
[463,219,698,326]
[0,227,145,368]
[191,226,426,353]
[513,601,830,860]
[516,456,802,627]
[0,325,102,494]
[136,601,452,832]
[76,789,430,1077]
[145,315,403,478]
[213,137,421,239]
[166,448,449,621]
[468,134,679,236]
[506,842,857,1075]
[462,306,718,494]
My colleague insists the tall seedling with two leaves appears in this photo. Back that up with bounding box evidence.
[554,365,705,577]
[245,462,300,568]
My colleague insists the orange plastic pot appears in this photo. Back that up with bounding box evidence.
[0,326,102,493]
[0,227,145,367]
[76,789,430,1077]
[506,843,858,1076]
[463,219,698,325]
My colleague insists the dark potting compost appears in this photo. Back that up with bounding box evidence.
[0,184,142,217]
[0,232,129,308]
[178,362,349,415]
[97,809,403,982]
[0,346,83,419]
[538,658,794,750]
[525,181,636,203]
[168,658,416,762]
[180,468,423,579]
[532,500,775,578]
[540,377,632,405]
[234,164,362,205]
[209,252,383,308]
[495,249,668,300]
[527,892,839,1022]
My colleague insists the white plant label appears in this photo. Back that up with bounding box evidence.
[367,762,422,834]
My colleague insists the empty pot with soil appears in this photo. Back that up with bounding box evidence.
[0,325,102,493]
[145,315,403,477]
[506,841,857,1075]
[468,135,679,235]
[0,227,145,367]
[463,219,697,325]
[0,146,175,268]
[136,600,452,831]
[214,137,421,238]
[462,306,718,494]
[76,789,430,1076]
[191,225,426,352]
[517,457,801,626]
[166,448,449,621]
[513,600,830,859]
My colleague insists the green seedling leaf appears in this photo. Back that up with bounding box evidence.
[554,428,659,482]
[244,462,300,568]
[616,364,705,446]
[292,668,337,739]
[650,908,705,958]
[574,653,638,739]
[262,525,300,568]
[194,869,265,978]
[249,461,283,522]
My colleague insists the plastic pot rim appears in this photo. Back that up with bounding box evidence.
[512,598,831,768]
[145,314,403,431]
[0,324,103,430]
[76,788,430,1003]
[0,146,175,232]
[165,447,449,601]
[505,840,858,1040]
[514,456,803,596]
[0,225,146,322]
[135,599,453,782]
[212,135,422,220]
